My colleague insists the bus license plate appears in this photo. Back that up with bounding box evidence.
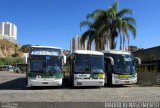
[42,82,48,84]
[125,81,129,84]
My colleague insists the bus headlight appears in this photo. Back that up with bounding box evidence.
[98,74,105,79]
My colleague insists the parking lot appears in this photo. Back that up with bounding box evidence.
[0,71,160,102]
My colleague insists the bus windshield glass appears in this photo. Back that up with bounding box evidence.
[30,55,62,75]
[30,56,46,73]
[75,54,90,72]
[91,55,104,73]
[112,54,135,74]
[46,56,62,75]
[74,54,104,73]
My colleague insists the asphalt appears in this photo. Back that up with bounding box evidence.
[0,71,160,108]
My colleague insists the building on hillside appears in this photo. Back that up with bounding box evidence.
[0,22,17,43]
[70,35,87,53]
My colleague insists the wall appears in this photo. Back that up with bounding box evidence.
[137,71,158,86]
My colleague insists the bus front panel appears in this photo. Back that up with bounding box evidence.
[73,73,105,86]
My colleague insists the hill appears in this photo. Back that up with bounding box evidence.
[0,39,23,57]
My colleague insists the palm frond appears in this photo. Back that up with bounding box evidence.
[80,20,92,30]
[117,8,133,17]
[111,0,119,12]
[86,9,104,20]
[122,17,136,26]
[86,13,94,20]
[128,24,136,38]
[80,29,95,46]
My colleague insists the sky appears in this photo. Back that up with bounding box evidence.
[0,0,160,50]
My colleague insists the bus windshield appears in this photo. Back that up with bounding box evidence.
[112,54,135,74]
[30,55,62,75]
[75,54,90,72]
[46,56,62,75]
[91,55,104,73]
[74,54,104,73]
[30,55,46,73]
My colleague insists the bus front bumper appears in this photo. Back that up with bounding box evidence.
[74,79,105,86]
[27,78,62,87]
[112,78,137,85]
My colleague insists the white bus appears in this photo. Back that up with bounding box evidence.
[27,46,63,87]
[67,50,105,87]
[103,50,141,85]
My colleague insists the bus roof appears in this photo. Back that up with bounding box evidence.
[102,50,131,55]
[31,46,62,50]
[73,50,103,55]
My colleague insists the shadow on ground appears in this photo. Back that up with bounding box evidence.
[0,77,133,90]
[103,83,138,88]
[0,77,27,90]
[0,77,71,90]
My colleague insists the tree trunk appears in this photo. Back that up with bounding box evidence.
[120,34,122,50]
[110,36,116,49]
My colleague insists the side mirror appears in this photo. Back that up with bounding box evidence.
[62,55,66,64]
[23,53,29,64]
[106,57,114,65]
[134,57,141,65]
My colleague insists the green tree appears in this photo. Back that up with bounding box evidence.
[80,0,136,50]
[20,44,31,53]
[12,44,20,57]
[0,57,24,66]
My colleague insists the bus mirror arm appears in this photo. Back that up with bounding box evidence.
[106,57,114,65]
[134,57,141,65]
[62,55,66,64]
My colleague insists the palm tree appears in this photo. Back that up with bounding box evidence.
[80,21,96,50]
[80,9,108,51]
[80,0,136,50]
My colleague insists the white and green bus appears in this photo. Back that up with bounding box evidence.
[67,50,105,87]
[103,50,141,85]
[26,46,63,87]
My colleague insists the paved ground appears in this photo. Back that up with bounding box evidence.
[0,71,160,102]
